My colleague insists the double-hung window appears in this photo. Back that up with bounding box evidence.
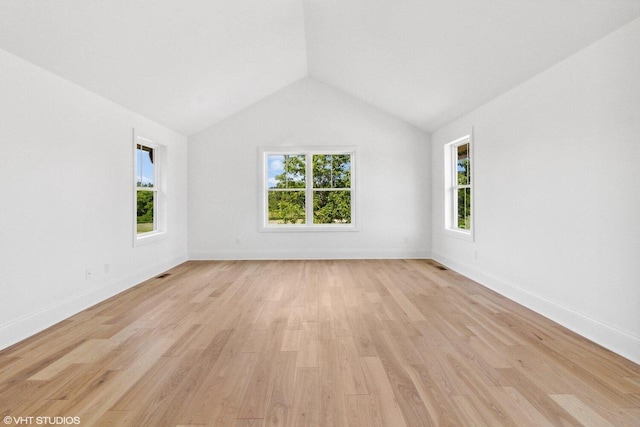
[260,147,356,231]
[134,133,166,244]
[444,136,473,239]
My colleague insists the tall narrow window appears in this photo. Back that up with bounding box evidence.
[454,142,471,230]
[261,147,356,231]
[445,136,473,239]
[134,133,166,244]
[136,143,156,234]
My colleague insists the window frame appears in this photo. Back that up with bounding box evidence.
[133,131,167,246]
[444,135,474,241]
[259,146,357,232]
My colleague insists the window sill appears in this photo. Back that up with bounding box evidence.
[443,227,474,242]
[259,224,359,233]
[134,230,167,246]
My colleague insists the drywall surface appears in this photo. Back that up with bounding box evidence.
[0,48,188,349]
[431,18,640,363]
[188,77,431,259]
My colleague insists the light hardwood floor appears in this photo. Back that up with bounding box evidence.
[1,260,639,426]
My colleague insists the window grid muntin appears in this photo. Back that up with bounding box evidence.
[136,142,158,235]
[263,149,354,228]
[451,140,471,231]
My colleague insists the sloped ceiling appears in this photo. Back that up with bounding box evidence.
[304,0,640,131]
[1,1,639,136]
[0,0,308,136]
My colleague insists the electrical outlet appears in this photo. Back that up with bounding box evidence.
[85,268,93,280]
[104,263,111,273]
[403,236,409,244]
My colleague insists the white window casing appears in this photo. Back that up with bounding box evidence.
[259,146,357,232]
[133,130,167,246]
[444,134,474,241]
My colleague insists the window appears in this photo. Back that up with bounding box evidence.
[444,136,473,239]
[134,133,165,244]
[260,148,356,231]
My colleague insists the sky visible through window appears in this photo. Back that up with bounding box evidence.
[136,145,155,186]
[267,155,285,188]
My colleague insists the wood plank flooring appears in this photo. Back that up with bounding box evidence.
[1,259,639,426]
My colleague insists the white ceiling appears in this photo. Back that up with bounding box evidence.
[304,0,640,132]
[1,1,639,136]
[0,0,308,136]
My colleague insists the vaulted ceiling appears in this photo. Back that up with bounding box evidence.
[1,1,639,136]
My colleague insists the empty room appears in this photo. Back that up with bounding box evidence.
[1,1,639,426]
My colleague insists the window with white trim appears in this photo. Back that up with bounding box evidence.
[260,148,356,231]
[444,136,473,239]
[134,133,166,244]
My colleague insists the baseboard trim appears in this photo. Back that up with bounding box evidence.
[432,252,640,365]
[0,254,188,351]
[6,251,635,365]
[189,248,431,260]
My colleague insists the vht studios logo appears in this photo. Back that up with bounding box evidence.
[3,416,81,425]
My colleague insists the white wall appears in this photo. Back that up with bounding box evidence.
[431,18,640,364]
[0,48,189,350]
[188,77,431,259]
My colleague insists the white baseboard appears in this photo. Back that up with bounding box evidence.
[0,254,188,351]
[432,252,640,366]
[7,251,635,366]
[189,248,431,260]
